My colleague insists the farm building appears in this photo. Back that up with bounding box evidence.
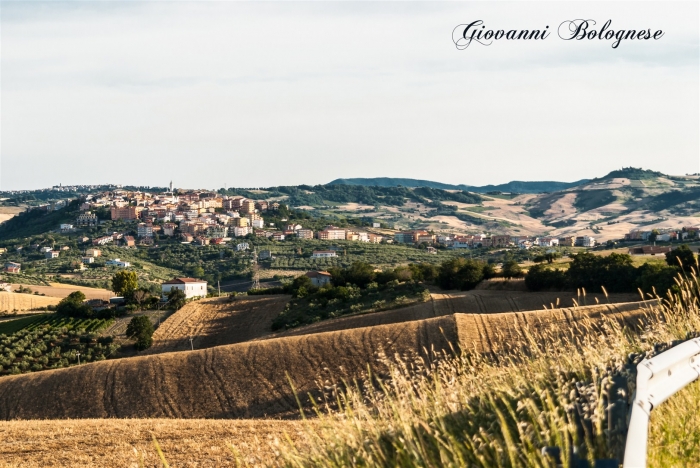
[305,271,332,287]
[161,277,208,300]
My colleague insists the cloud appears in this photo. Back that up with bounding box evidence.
[0,1,697,190]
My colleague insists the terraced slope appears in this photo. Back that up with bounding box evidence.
[0,301,648,421]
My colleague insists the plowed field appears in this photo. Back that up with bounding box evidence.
[0,302,649,421]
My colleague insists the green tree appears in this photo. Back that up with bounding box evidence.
[166,288,187,310]
[665,244,698,273]
[111,271,138,297]
[501,260,523,279]
[56,291,92,317]
[126,316,154,351]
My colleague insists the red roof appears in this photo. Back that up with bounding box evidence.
[163,277,206,285]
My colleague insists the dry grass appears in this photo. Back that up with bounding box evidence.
[147,295,290,354]
[0,301,649,422]
[0,418,309,467]
[30,282,114,300]
[0,291,59,312]
[278,273,700,467]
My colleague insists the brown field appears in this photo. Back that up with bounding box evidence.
[147,290,639,353]
[0,418,308,467]
[0,302,648,421]
[147,295,290,354]
[10,283,113,301]
[0,291,60,312]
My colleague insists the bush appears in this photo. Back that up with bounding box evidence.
[437,258,485,291]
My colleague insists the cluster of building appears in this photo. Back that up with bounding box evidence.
[392,231,596,249]
[624,227,698,243]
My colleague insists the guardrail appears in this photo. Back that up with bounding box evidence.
[623,338,700,467]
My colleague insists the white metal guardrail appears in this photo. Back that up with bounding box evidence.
[623,338,700,467]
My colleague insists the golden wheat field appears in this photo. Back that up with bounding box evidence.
[11,283,113,300]
[0,418,308,467]
[0,291,60,312]
[147,295,290,354]
[0,301,649,422]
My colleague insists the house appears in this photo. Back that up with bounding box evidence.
[255,200,269,211]
[0,248,6,254]
[110,205,143,221]
[259,250,274,260]
[0,282,12,292]
[86,248,102,257]
[92,236,113,246]
[40,246,53,253]
[296,229,314,239]
[559,237,576,247]
[45,251,60,259]
[4,262,20,273]
[162,223,177,236]
[207,225,228,239]
[82,256,95,264]
[537,237,559,247]
[491,235,511,248]
[123,236,136,247]
[272,232,286,241]
[305,270,332,287]
[161,277,208,300]
[137,223,153,238]
[426,246,438,254]
[372,222,381,228]
[76,211,98,226]
[105,258,131,268]
[196,236,210,246]
[236,242,249,251]
[368,233,384,244]
[180,233,194,242]
[316,226,346,240]
[251,218,265,228]
[312,250,337,258]
[60,224,74,233]
[628,246,673,256]
[233,226,252,237]
[60,246,70,251]
[582,236,596,247]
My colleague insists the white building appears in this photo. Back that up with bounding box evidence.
[233,226,253,237]
[105,258,131,268]
[82,257,95,264]
[305,270,332,287]
[161,277,208,300]
[137,223,153,238]
[251,219,265,228]
[312,250,337,258]
[582,236,596,247]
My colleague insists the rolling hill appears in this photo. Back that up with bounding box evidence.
[0,300,649,421]
[328,177,590,194]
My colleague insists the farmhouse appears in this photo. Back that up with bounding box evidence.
[161,277,208,300]
[305,270,332,287]
[105,259,131,268]
[4,262,21,273]
[312,250,337,258]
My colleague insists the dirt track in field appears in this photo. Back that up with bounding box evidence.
[146,295,290,354]
[0,301,649,421]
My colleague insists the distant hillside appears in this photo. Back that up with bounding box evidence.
[327,178,590,194]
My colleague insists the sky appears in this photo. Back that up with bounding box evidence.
[0,1,698,191]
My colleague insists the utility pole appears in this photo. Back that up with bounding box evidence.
[218,280,221,297]
[76,351,81,366]
[251,248,261,290]
[189,336,194,351]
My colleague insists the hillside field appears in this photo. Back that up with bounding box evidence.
[0,292,60,313]
[0,301,648,421]
[0,418,308,467]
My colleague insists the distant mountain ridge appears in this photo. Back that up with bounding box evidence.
[327,177,591,194]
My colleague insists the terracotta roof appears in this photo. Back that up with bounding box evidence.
[305,271,332,278]
[162,277,206,285]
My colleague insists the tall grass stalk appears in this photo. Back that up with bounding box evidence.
[281,271,700,467]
